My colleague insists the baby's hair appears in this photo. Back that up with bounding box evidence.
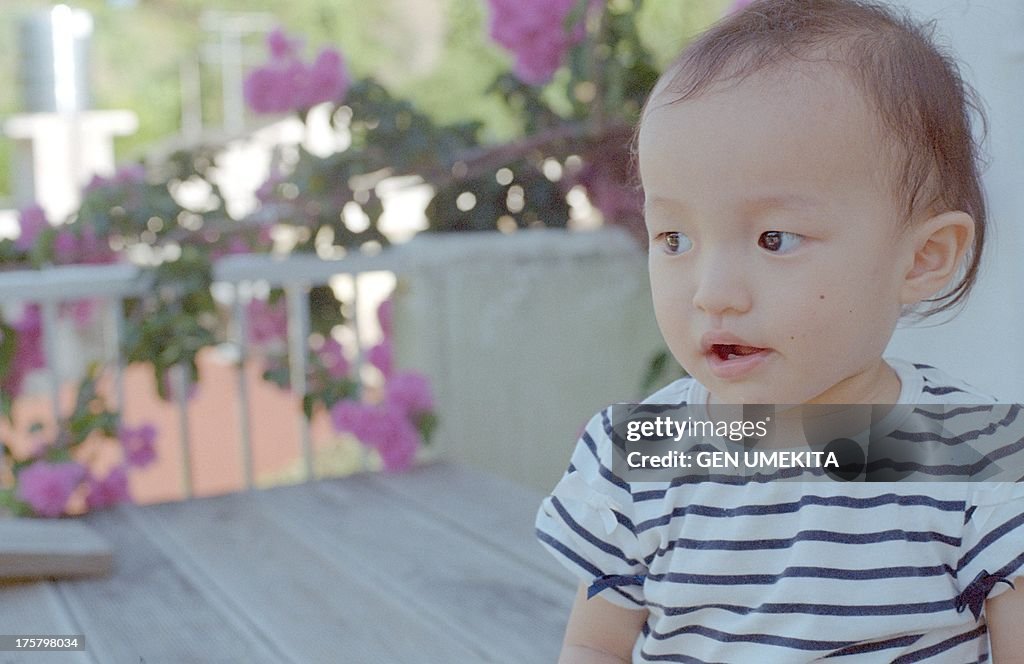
[642,0,988,317]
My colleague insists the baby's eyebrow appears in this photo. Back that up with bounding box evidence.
[644,193,822,213]
[742,194,822,212]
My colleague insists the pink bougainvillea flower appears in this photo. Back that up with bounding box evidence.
[329,400,419,472]
[376,299,393,338]
[16,461,87,517]
[487,0,588,85]
[60,299,98,328]
[47,223,116,266]
[78,224,117,265]
[1,305,47,398]
[15,204,48,252]
[244,67,292,115]
[210,235,252,260]
[83,173,109,194]
[385,370,434,417]
[120,423,158,469]
[375,420,419,472]
[52,229,78,263]
[319,336,350,379]
[329,399,368,435]
[85,465,132,510]
[366,339,392,378]
[267,26,302,59]
[301,48,349,108]
[114,164,146,185]
[246,297,289,346]
[82,164,142,194]
[244,28,350,114]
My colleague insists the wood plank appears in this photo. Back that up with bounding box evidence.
[0,581,94,664]
[62,507,288,664]
[139,486,487,663]
[367,461,577,590]
[0,519,113,580]
[257,469,572,664]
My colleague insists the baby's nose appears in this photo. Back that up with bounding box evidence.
[691,259,753,315]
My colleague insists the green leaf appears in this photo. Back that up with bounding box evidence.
[302,393,316,421]
[641,349,688,393]
[416,412,439,445]
[0,488,31,518]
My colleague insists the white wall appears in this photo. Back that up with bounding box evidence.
[885,0,1024,401]
[393,229,665,493]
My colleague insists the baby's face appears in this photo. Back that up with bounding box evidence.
[639,65,916,404]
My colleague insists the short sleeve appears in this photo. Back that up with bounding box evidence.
[956,483,1024,617]
[535,409,649,609]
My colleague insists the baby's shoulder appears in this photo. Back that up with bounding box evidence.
[891,358,999,404]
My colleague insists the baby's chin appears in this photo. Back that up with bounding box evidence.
[700,376,804,406]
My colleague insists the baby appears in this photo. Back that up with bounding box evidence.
[536,0,1024,662]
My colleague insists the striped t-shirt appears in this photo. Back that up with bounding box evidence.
[536,359,1024,662]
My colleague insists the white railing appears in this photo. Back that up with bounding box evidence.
[2,229,679,497]
[0,251,400,499]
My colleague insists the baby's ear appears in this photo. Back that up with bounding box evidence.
[899,211,975,304]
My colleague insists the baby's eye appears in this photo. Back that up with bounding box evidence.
[658,232,693,255]
[758,231,803,253]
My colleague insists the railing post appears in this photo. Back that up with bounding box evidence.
[173,363,194,499]
[38,300,63,424]
[105,296,127,427]
[232,284,255,490]
[285,282,313,481]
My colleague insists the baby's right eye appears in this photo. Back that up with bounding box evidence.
[658,232,693,255]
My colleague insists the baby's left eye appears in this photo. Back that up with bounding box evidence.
[758,231,803,253]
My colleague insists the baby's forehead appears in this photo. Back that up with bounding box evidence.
[649,58,865,117]
[643,59,898,166]
[638,61,906,215]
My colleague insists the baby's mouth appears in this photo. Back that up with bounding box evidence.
[711,344,769,361]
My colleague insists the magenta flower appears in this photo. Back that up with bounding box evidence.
[244,67,291,115]
[385,371,434,416]
[301,49,349,108]
[85,465,132,510]
[267,26,301,59]
[377,299,393,338]
[53,229,77,261]
[16,461,87,517]
[84,165,145,194]
[366,339,392,378]
[244,28,350,114]
[114,164,146,185]
[247,297,289,346]
[211,235,252,260]
[376,422,419,472]
[15,204,48,252]
[60,299,98,328]
[329,400,419,472]
[120,423,158,468]
[1,305,47,398]
[319,336,350,379]
[83,173,108,194]
[77,224,117,265]
[49,225,115,266]
[487,0,587,85]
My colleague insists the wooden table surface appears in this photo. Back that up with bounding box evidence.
[0,462,574,663]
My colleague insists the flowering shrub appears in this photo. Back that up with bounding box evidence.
[0,367,157,518]
[0,2,737,505]
[244,28,350,115]
[487,0,589,85]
